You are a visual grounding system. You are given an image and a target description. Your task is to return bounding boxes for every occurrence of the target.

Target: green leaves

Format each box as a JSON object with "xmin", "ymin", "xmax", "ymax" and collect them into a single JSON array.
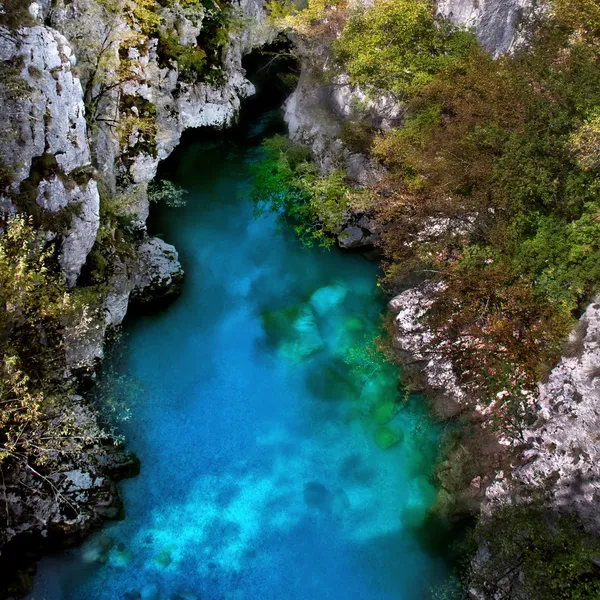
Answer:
[
  {"xmin": 467, "ymin": 504, "xmax": 600, "ymax": 599},
  {"xmin": 334, "ymin": 0, "xmax": 477, "ymax": 97},
  {"xmin": 249, "ymin": 135, "xmax": 353, "ymax": 247}
]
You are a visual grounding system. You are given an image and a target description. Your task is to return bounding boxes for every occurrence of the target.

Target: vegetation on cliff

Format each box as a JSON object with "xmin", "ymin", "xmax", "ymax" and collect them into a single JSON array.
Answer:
[{"xmin": 0, "ymin": 216, "xmax": 105, "ymax": 511}]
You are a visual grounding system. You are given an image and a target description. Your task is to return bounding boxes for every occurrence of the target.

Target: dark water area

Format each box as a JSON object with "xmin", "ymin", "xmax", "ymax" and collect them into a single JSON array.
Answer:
[{"xmin": 30, "ymin": 60, "xmax": 455, "ymax": 600}]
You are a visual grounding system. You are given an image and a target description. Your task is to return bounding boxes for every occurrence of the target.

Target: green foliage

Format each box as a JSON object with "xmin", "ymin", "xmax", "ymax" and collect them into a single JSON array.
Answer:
[
  {"xmin": 148, "ymin": 179, "xmax": 189, "ymax": 208},
  {"xmin": 158, "ymin": 32, "xmax": 208, "ymax": 79},
  {"xmin": 157, "ymin": 0, "xmax": 232, "ymax": 83},
  {"xmin": 467, "ymin": 504, "xmax": 600, "ymax": 599},
  {"xmin": 359, "ymin": 0, "xmax": 600, "ymax": 417},
  {"xmin": 334, "ymin": 0, "xmax": 478, "ymax": 97},
  {"xmin": 0, "ymin": 216, "xmax": 94, "ymax": 470},
  {"xmin": 0, "ymin": 0, "xmax": 36, "ymax": 29},
  {"xmin": 267, "ymin": 0, "xmax": 346, "ymax": 37},
  {"xmin": 250, "ymin": 135, "xmax": 354, "ymax": 247}
]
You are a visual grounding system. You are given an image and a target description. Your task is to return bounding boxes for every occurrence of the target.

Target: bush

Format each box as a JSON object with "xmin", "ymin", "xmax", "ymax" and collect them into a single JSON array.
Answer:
[
  {"xmin": 333, "ymin": 0, "xmax": 477, "ymax": 97},
  {"xmin": 250, "ymin": 135, "xmax": 356, "ymax": 247},
  {"xmin": 466, "ymin": 504, "xmax": 600, "ymax": 599}
]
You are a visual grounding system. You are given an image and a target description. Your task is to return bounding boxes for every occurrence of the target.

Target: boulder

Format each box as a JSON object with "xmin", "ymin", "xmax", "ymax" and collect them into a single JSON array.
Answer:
[{"xmin": 132, "ymin": 237, "xmax": 184, "ymax": 304}]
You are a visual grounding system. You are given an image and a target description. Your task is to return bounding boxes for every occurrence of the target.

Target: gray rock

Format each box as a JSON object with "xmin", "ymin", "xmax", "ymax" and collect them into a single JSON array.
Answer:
[
  {"xmin": 132, "ymin": 237, "xmax": 184, "ymax": 303},
  {"xmin": 485, "ymin": 297, "xmax": 600, "ymax": 533},
  {"xmin": 0, "ymin": 25, "xmax": 100, "ymax": 286},
  {"xmin": 438, "ymin": 0, "xmax": 536, "ymax": 56}
]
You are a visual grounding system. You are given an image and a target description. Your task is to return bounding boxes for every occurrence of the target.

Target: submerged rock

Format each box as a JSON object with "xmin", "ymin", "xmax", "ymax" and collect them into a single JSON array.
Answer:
[
  {"xmin": 306, "ymin": 360, "xmax": 361, "ymax": 402},
  {"xmin": 154, "ymin": 549, "xmax": 172, "ymax": 568},
  {"xmin": 303, "ymin": 481, "xmax": 332, "ymax": 511},
  {"xmin": 263, "ymin": 303, "xmax": 324, "ymax": 360},
  {"xmin": 331, "ymin": 487, "xmax": 351, "ymax": 518},
  {"xmin": 81, "ymin": 535, "xmax": 115, "ymax": 564},
  {"xmin": 309, "ymin": 284, "xmax": 348, "ymax": 316},
  {"xmin": 109, "ymin": 543, "xmax": 133, "ymax": 567},
  {"xmin": 372, "ymin": 401, "xmax": 399, "ymax": 426},
  {"xmin": 373, "ymin": 427, "xmax": 404, "ymax": 450}
]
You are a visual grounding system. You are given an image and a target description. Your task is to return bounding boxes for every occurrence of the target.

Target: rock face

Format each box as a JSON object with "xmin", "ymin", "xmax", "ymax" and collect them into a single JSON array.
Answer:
[
  {"xmin": 284, "ymin": 60, "xmax": 389, "ymax": 186},
  {"xmin": 0, "ymin": 24, "xmax": 100, "ymax": 286},
  {"xmin": 132, "ymin": 238, "xmax": 184, "ymax": 304},
  {"xmin": 437, "ymin": 0, "xmax": 537, "ymax": 55},
  {"xmin": 388, "ymin": 283, "xmax": 468, "ymax": 418},
  {"xmin": 485, "ymin": 299, "xmax": 600, "ymax": 532},
  {"xmin": 0, "ymin": 396, "xmax": 139, "ymax": 596},
  {"xmin": 0, "ymin": 0, "xmax": 273, "ymax": 587}
]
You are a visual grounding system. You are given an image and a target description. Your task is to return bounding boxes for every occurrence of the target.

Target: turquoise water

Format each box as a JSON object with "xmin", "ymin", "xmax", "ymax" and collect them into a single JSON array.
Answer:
[{"xmin": 31, "ymin": 108, "xmax": 449, "ymax": 600}]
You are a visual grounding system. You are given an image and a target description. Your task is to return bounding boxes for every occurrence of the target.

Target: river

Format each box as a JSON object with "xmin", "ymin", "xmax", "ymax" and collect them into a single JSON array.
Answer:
[{"xmin": 30, "ymin": 90, "xmax": 451, "ymax": 600}]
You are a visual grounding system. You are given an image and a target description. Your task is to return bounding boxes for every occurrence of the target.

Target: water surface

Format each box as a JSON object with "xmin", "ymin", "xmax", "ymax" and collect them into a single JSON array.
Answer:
[{"xmin": 32, "ymin": 108, "xmax": 449, "ymax": 600}]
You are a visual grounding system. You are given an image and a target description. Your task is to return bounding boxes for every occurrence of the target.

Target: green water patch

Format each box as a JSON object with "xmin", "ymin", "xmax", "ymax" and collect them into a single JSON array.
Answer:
[
  {"xmin": 260, "ymin": 287, "xmax": 422, "ymax": 456},
  {"xmin": 373, "ymin": 426, "xmax": 403, "ymax": 450}
]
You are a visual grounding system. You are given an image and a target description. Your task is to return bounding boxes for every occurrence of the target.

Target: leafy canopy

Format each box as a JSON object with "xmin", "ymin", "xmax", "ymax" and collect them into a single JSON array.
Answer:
[{"xmin": 334, "ymin": 0, "xmax": 477, "ymax": 97}]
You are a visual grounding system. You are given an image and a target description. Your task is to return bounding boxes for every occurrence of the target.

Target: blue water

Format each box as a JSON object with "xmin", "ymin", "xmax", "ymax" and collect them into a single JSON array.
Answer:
[{"xmin": 31, "ymin": 109, "xmax": 449, "ymax": 600}]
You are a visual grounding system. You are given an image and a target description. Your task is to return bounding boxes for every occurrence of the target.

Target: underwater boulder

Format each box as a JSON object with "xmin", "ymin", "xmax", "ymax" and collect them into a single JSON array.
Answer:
[
  {"xmin": 309, "ymin": 284, "xmax": 348, "ymax": 316},
  {"xmin": 285, "ymin": 305, "xmax": 324, "ymax": 358},
  {"xmin": 306, "ymin": 359, "xmax": 361, "ymax": 402},
  {"xmin": 109, "ymin": 543, "xmax": 133, "ymax": 567},
  {"xmin": 373, "ymin": 427, "xmax": 404, "ymax": 450},
  {"xmin": 371, "ymin": 401, "xmax": 399, "ymax": 426},
  {"xmin": 154, "ymin": 549, "xmax": 172, "ymax": 568},
  {"xmin": 303, "ymin": 481, "xmax": 332, "ymax": 511},
  {"xmin": 343, "ymin": 316, "xmax": 366, "ymax": 333},
  {"xmin": 263, "ymin": 304, "xmax": 324, "ymax": 360},
  {"xmin": 81, "ymin": 535, "xmax": 114, "ymax": 564}
]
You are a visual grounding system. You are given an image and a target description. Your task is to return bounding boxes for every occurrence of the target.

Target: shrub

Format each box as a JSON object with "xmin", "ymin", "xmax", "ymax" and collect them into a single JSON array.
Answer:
[
  {"xmin": 466, "ymin": 504, "xmax": 600, "ymax": 599},
  {"xmin": 250, "ymin": 135, "xmax": 356, "ymax": 247},
  {"xmin": 333, "ymin": 0, "xmax": 477, "ymax": 97}
]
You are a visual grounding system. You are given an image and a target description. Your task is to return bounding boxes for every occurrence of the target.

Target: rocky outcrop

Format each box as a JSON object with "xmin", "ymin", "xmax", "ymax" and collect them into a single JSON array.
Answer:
[
  {"xmin": 132, "ymin": 237, "xmax": 184, "ymax": 304},
  {"xmin": 388, "ymin": 283, "xmax": 468, "ymax": 418},
  {"xmin": 284, "ymin": 60, "xmax": 390, "ymax": 186},
  {"xmin": 485, "ymin": 298, "xmax": 600, "ymax": 532},
  {"xmin": 0, "ymin": 395, "xmax": 139, "ymax": 598},
  {"xmin": 437, "ymin": 0, "xmax": 537, "ymax": 55},
  {"xmin": 0, "ymin": 24, "xmax": 100, "ymax": 287}
]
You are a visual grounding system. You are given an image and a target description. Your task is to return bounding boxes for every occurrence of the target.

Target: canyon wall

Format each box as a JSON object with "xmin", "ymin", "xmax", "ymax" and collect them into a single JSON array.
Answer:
[{"xmin": 0, "ymin": 0, "xmax": 272, "ymax": 588}]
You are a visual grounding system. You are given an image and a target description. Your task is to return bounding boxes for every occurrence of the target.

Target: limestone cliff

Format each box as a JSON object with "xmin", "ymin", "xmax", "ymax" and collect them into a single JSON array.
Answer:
[
  {"xmin": 0, "ymin": 0, "xmax": 272, "ymax": 590},
  {"xmin": 0, "ymin": 23, "xmax": 100, "ymax": 287}
]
